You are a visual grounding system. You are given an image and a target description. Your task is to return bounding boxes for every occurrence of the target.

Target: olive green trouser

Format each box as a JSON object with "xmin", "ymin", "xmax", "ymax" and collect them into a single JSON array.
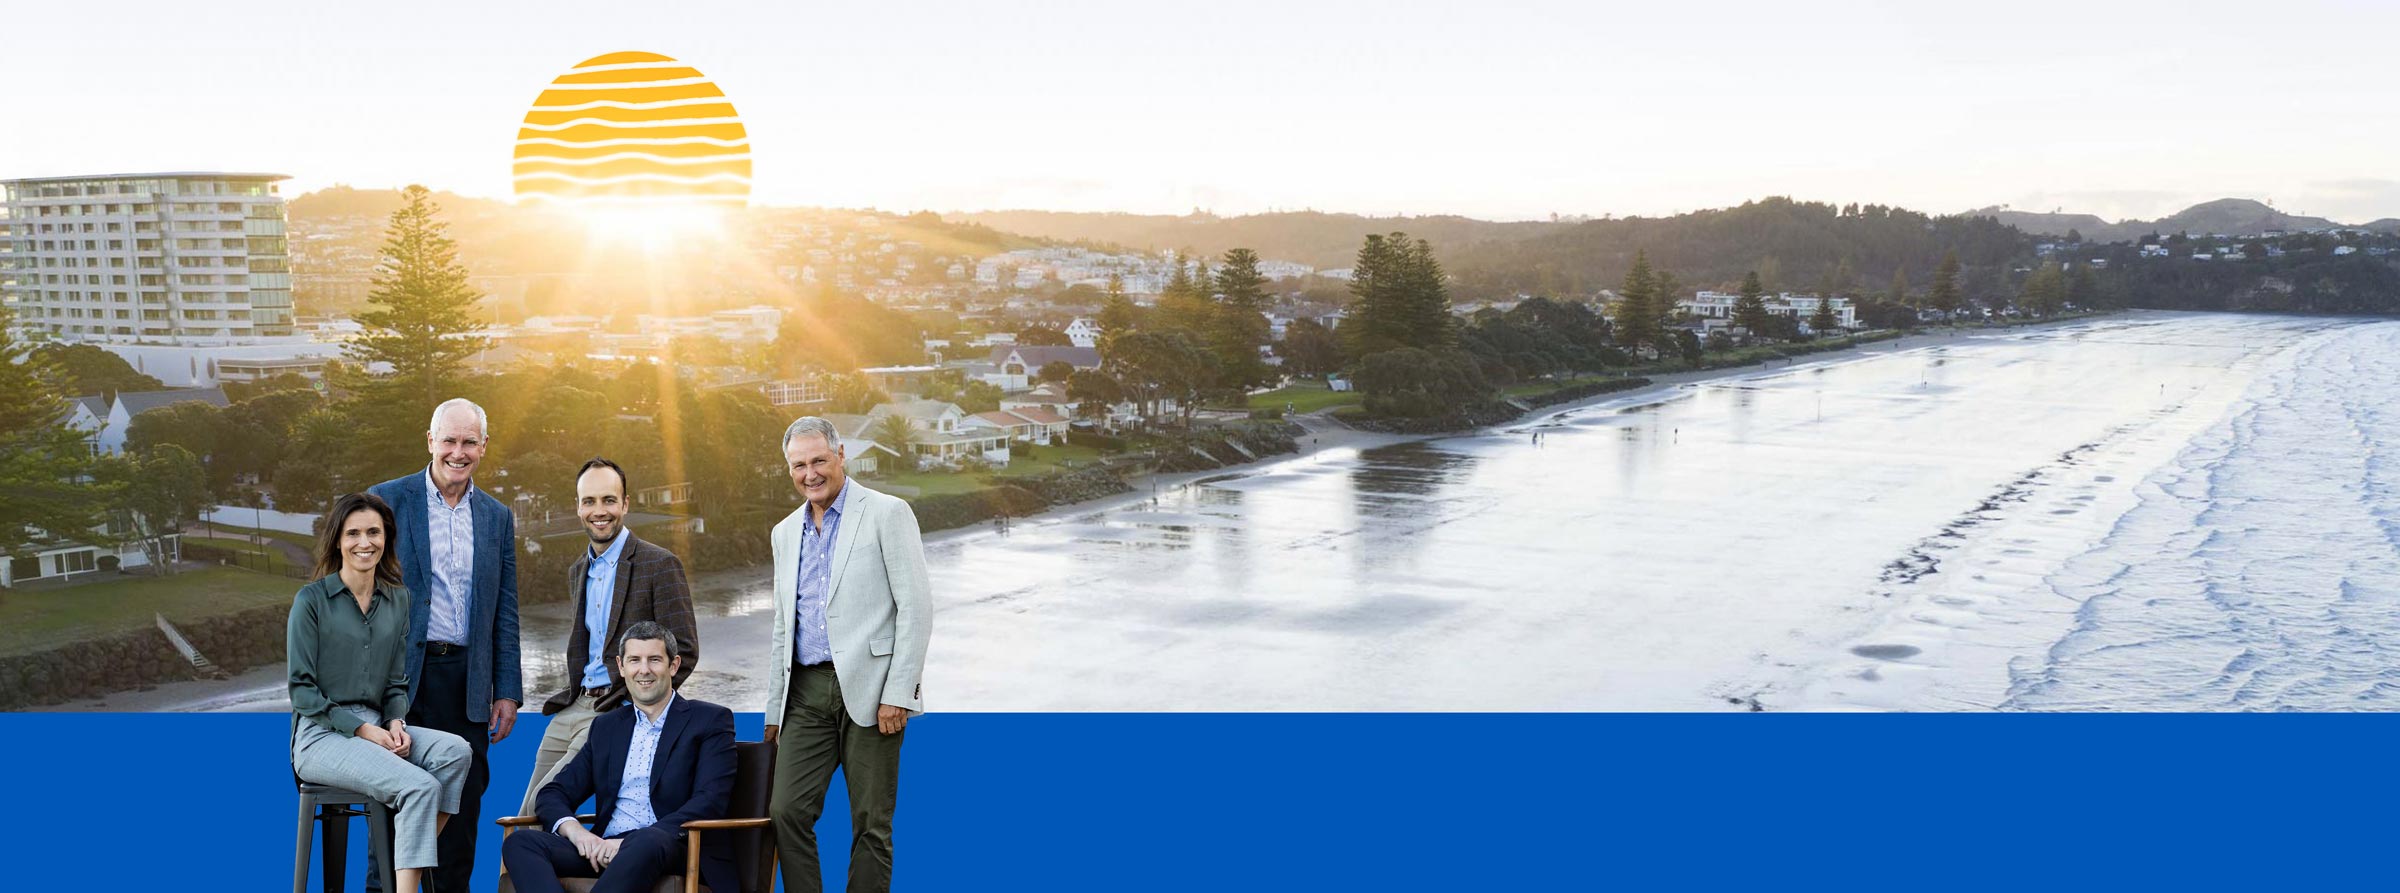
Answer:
[{"xmin": 772, "ymin": 662, "xmax": 904, "ymax": 893}]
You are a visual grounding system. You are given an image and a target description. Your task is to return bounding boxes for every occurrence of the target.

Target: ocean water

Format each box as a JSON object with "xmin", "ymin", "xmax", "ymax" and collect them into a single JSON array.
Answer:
[
  {"xmin": 1994, "ymin": 321, "xmax": 2400, "ymax": 710},
  {"xmin": 913, "ymin": 312, "xmax": 2392, "ymax": 711},
  {"xmin": 1777, "ymin": 315, "xmax": 2400, "ymax": 711}
]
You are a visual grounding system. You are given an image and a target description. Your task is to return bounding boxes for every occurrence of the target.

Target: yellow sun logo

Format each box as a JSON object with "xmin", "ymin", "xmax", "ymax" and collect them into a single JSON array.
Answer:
[{"xmin": 512, "ymin": 51, "xmax": 751, "ymax": 210}]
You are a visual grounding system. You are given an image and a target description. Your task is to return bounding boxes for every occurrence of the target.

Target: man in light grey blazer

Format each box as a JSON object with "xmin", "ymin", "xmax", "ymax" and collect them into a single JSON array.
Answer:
[{"xmin": 764, "ymin": 416, "xmax": 931, "ymax": 893}]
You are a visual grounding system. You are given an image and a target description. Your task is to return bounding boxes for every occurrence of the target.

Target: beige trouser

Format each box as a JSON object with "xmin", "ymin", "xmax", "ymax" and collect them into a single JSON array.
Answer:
[{"xmin": 516, "ymin": 691, "xmax": 605, "ymax": 817}]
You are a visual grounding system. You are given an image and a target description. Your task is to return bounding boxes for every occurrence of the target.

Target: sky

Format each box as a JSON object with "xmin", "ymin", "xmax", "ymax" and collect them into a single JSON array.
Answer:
[{"xmin": 4, "ymin": 0, "xmax": 2396, "ymax": 223}]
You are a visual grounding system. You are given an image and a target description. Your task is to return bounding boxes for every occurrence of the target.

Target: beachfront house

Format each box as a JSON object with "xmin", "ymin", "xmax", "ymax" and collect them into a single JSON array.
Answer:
[
  {"xmin": 980, "ymin": 345, "xmax": 1103, "ymax": 391},
  {"xmin": 963, "ymin": 407, "xmax": 1071, "ymax": 445},
  {"xmin": 77, "ymin": 387, "xmax": 231, "ymax": 457},
  {"xmin": 1001, "ymin": 382, "xmax": 1074, "ymax": 417},
  {"xmin": 1677, "ymin": 292, "xmax": 1858, "ymax": 331},
  {"xmin": 867, "ymin": 399, "xmax": 1012, "ymax": 466},
  {"xmin": 0, "ymin": 514, "xmax": 167, "ymax": 587}
]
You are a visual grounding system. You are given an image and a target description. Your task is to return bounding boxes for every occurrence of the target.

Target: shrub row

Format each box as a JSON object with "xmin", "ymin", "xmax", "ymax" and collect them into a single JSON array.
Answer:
[{"xmin": 1520, "ymin": 376, "xmax": 1654, "ymax": 409}]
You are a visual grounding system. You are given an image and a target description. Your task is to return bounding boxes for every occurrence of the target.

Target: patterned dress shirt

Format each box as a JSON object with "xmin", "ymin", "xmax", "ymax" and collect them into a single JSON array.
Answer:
[
  {"xmin": 422, "ymin": 466, "xmax": 477, "ymax": 646},
  {"xmin": 600, "ymin": 693, "xmax": 675, "ymax": 837},
  {"xmin": 793, "ymin": 481, "xmax": 850, "ymax": 666}
]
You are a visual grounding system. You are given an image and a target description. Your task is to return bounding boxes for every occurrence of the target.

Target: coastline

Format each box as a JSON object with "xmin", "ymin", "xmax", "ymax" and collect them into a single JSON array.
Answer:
[
  {"xmin": 958, "ymin": 316, "xmax": 2113, "ymax": 541},
  {"xmin": 47, "ymin": 314, "xmax": 2114, "ymax": 713}
]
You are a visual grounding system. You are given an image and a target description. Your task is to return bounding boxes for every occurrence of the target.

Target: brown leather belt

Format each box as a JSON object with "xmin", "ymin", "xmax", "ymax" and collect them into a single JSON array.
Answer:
[{"xmin": 581, "ymin": 686, "xmax": 611, "ymax": 700}]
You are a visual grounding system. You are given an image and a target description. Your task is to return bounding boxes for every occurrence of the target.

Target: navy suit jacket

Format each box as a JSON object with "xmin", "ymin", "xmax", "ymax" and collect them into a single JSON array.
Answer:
[
  {"xmin": 537, "ymin": 697, "xmax": 739, "ymax": 893},
  {"xmin": 369, "ymin": 468, "xmax": 523, "ymax": 721}
]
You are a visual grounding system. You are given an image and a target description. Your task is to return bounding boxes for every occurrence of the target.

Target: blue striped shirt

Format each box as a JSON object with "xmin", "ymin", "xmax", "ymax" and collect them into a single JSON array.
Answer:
[
  {"xmin": 794, "ymin": 482, "xmax": 850, "ymax": 666},
  {"xmin": 422, "ymin": 466, "xmax": 476, "ymax": 646}
]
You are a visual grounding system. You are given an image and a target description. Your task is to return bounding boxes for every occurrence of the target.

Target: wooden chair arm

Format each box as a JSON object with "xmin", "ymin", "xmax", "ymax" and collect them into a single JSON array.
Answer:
[
  {"xmin": 676, "ymin": 817, "xmax": 769, "ymax": 893},
  {"xmin": 681, "ymin": 817, "xmax": 772, "ymax": 830},
  {"xmin": 494, "ymin": 813, "xmax": 600, "ymax": 833}
]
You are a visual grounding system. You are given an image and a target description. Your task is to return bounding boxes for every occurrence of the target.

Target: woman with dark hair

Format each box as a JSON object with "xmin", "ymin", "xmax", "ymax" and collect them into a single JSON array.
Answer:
[{"xmin": 288, "ymin": 492, "xmax": 470, "ymax": 893}]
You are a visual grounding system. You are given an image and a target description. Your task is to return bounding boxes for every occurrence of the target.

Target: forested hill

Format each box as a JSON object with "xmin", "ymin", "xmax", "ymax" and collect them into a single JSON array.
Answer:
[
  {"xmin": 1440, "ymin": 198, "xmax": 2028, "ymax": 299},
  {"xmin": 289, "ymin": 185, "xmax": 506, "ymax": 219},
  {"xmin": 960, "ymin": 200, "xmax": 2031, "ymax": 300},
  {"xmin": 952, "ymin": 210, "xmax": 1561, "ymax": 269},
  {"xmin": 1976, "ymin": 198, "xmax": 2345, "ymax": 243}
]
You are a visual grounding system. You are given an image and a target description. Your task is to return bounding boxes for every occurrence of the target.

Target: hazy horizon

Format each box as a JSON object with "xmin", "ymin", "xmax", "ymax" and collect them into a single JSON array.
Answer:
[
  {"xmin": 262, "ymin": 185, "xmax": 2374, "ymax": 228},
  {"xmin": 5, "ymin": 0, "xmax": 2397, "ymax": 223}
]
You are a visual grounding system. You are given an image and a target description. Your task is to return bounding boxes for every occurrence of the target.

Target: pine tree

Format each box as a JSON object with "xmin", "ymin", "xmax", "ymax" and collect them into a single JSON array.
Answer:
[
  {"xmin": 0, "ymin": 307, "xmax": 111, "ymax": 563},
  {"xmin": 1809, "ymin": 294, "xmax": 1839, "ymax": 333},
  {"xmin": 1614, "ymin": 251, "xmax": 1661, "ymax": 356},
  {"xmin": 1928, "ymin": 250, "xmax": 1963, "ymax": 317},
  {"xmin": 1163, "ymin": 256, "xmax": 1193, "ymax": 299},
  {"xmin": 1097, "ymin": 274, "xmax": 1139, "ymax": 354},
  {"xmin": 1156, "ymin": 252, "xmax": 1217, "ymax": 336},
  {"xmin": 348, "ymin": 185, "xmax": 489, "ymax": 405},
  {"xmin": 1650, "ymin": 268, "xmax": 1682, "ymax": 323},
  {"xmin": 2067, "ymin": 265, "xmax": 2099, "ymax": 310},
  {"xmin": 1888, "ymin": 268, "xmax": 1910, "ymax": 307},
  {"xmin": 2019, "ymin": 261, "xmax": 2065, "ymax": 317},
  {"xmin": 1396, "ymin": 236, "xmax": 1456, "ymax": 350},
  {"xmin": 1341, "ymin": 232, "xmax": 1456, "ymax": 358},
  {"xmin": 1733, "ymin": 270, "xmax": 1772, "ymax": 334},
  {"xmin": 1210, "ymin": 248, "xmax": 1274, "ymax": 388},
  {"xmin": 1343, "ymin": 233, "xmax": 1407, "ymax": 358}
]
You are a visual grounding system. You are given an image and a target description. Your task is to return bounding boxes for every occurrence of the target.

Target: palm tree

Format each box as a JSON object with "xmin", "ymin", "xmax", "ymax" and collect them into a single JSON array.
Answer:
[{"xmin": 870, "ymin": 412, "xmax": 918, "ymax": 473}]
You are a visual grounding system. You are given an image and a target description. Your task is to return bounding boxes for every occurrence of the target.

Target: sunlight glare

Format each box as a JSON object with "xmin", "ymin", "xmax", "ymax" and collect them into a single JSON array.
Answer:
[{"xmin": 540, "ymin": 198, "xmax": 733, "ymax": 254}]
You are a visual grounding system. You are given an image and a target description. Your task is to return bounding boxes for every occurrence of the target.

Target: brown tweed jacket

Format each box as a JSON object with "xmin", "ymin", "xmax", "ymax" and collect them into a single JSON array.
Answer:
[{"xmin": 540, "ymin": 531, "xmax": 699, "ymax": 715}]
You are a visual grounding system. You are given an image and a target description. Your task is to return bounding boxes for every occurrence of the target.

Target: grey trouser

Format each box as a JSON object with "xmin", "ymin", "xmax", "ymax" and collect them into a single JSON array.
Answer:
[
  {"xmin": 292, "ymin": 707, "xmax": 472, "ymax": 870},
  {"xmin": 517, "ymin": 692, "xmax": 605, "ymax": 817}
]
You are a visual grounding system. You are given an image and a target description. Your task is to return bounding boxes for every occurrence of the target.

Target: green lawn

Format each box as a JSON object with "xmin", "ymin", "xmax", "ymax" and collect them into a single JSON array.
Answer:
[
  {"xmin": 186, "ymin": 535, "xmax": 309, "ymax": 575},
  {"xmin": 862, "ymin": 442, "xmax": 1118, "ymax": 499},
  {"xmin": 0, "ymin": 565, "xmax": 301, "ymax": 656},
  {"xmin": 1244, "ymin": 381, "xmax": 1362, "ymax": 414},
  {"xmin": 993, "ymin": 443, "xmax": 1110, "ymax": 477},
  {"xmin": 198, "ymin": 520, "xmax": 317, "ymax": 553},
  {"xmin": 860, "ymin": 469, "xmax": 992, "ymax": 498}
]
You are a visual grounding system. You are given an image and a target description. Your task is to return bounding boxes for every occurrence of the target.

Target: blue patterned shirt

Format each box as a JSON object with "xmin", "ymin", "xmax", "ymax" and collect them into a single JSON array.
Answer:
[
  {"xmin": 580, "ymin": 531, "xmax": 629, "ymax": 688},
  {"xmin": 422, "ymin": 466, "xmax": 477, "ymax": 646},
  {"xmin": 794, "ymin": 481, "xmax": 850, "ymax": 666},
  {"xmin": 601, "ymin": 693, "xmax": 675, "ymax": 837}
]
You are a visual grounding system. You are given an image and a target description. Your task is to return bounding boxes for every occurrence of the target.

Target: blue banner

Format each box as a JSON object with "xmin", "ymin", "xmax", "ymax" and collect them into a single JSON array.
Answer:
[{"xmin": 13, "ymin": 712, "xmax": 2387, "ymax": 890}]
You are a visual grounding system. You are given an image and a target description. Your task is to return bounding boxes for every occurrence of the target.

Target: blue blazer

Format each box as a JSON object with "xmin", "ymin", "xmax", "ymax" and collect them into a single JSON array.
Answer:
[
  {"xmin": 537, "ymin": 697, "xmax": 739, "ymax": 893},
  {"xmin": 369, "ymin": 468, "xmax": 522, "ymax": 721}
]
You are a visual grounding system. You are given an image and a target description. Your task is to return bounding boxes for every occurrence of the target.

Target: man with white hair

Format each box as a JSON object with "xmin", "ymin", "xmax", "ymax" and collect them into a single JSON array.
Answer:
[
  {"xmin": 765, "ymin": 415, "xmax": 932, "ymax": 893},
  {"xmin": 369, "ymin": 396, "xmax": 523, "ymax": 892}
]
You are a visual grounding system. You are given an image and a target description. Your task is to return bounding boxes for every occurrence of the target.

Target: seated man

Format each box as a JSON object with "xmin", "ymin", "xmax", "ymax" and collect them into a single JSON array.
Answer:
[{"xmin": 503, "ymin": 622, "xmax": 737, "ymax": 893}]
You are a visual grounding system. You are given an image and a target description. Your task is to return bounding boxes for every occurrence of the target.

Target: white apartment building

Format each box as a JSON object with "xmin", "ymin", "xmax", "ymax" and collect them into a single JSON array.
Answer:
[
  {"xmin": 1, "ymin": 172, "xmax": 296, "ymax": 341},
  {"xmin": 1679, "ymin": 291, "xmax": 1858, "ymax": 329}
]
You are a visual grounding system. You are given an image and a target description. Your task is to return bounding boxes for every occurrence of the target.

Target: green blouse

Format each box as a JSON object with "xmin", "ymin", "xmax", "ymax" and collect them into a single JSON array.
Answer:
[{"xmin": 286, "ymin": 574, "xmax": 413, "ymax": 736}]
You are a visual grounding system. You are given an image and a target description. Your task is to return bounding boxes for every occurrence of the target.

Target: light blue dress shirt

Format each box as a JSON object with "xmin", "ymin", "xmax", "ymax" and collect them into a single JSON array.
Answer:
[
  {"xmin": 422, "ymin": 466, "xmax": 477, "ymax": 646},
  {"xmin": 601, "ymin": 693, "xmax": 674, "ymax": 837},
  {"xmin": 793, "ymin": 481, "xmax": 850, "ymax": 666},
  {"xmin": 580, "ymin": 531, "xmax": 630, "ymax": 688}
]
